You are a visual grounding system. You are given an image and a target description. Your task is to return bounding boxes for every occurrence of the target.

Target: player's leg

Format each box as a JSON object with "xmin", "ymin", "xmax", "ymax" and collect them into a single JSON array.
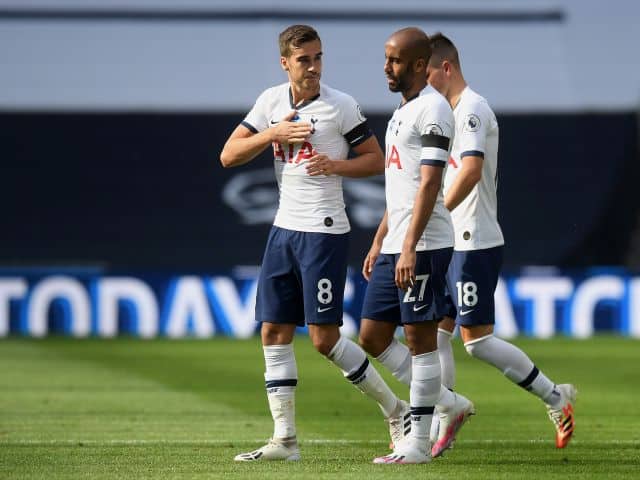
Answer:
[
  {"xmin": 461, "ymin": 325, "xmax": 576, "ymax": 447},
  {"xmin": 309, "ymin": 323, "xmax": 403, "ymax": 419},
  {"xmin": 235, "ymin": 227, "xmax": 303, "ymax": 462},
  {"xmin": 437, "ymin": 319, "xmax": 457, "ymax": 390},
  {"xmin": 236, "ymin": 328, "xmax": 301, "ymax": 462},
  {"xmin": 360, "ymin": 254, "xmax": 411, "ymax": 385},
  {"xmin": 374, "ymin": 248, "xmax": 473, "ymax": 464},
  {"xmin": 360, "ymin": 256, "xmax": 457, "ymax": 390},
  {"xmin": 300, "ymin": 234, "xmax": 405, "ymax": 441},
  {"xmin": 375, "ymin": 321, "xmax": 441, "ymax": 464},
  {"xmin": 454, "ymin": 246, "xmax": 576, "ymax": 448},
  {"xmin": 359, "ymin": 254, "xmax": 412, "ymax": 446},
  {"xmin": 412, "ymin": 249, "xmax": 474, "ymax": 460},
  {"xmin": 359, "ymin": 256, "xmax": 412, "ymax": 386},
  {"xmin": 429, "ymin": 273, "xmax": 461, "ymax": 444},
  {"xmin": 359, "ymin": 319, "xmax": 410, "ymax": 384}
]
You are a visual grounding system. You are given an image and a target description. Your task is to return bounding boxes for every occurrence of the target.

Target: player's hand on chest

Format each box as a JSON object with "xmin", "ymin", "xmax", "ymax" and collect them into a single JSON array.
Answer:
[{"xmin": 271, "ymin": 110, "xmax": 338, "ymax": 165}]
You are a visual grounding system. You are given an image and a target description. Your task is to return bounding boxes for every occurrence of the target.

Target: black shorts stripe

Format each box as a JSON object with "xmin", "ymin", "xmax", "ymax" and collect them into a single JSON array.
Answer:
[
  {"xmin": 344, "ymin": 121, "xmax": 373, "ymax": 147},
  {"xmin": 421, "ymin": 133, "xmax": 450, "ymax": 150},
  {"xmin": 518, "ymin": 365, "xmax": 540, "ymax": 389},
  {"xmin": 241, "ymin": 121, "xmax": 258, "ymax": 134},
  {"xmin": 265, "ymin": 379, "xmax": 298, "ymax": 389},
  {"xmin": 460, "ymin": 150, "xmax": 485, "ymax": 158},
  {"xmin": 346, "ymin": 358, "xmax": 370, "ymax": 382}
]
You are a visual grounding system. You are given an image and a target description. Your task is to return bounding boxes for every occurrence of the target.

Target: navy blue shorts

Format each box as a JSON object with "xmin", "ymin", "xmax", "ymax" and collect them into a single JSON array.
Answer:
[
  {"xmin": 445, "ymin": 245, "xmax": 503, "ymax": 326},
  {"xmin": 443, "ymin": 291, "xmax": 458, "ymax": 320},
  {"xmin": 361, "ymin": 247, "xmax": 453, "ymax": 324},
  {"xmin": 255, "ymin": 226, "xmax": 348, "ymax": 326}
]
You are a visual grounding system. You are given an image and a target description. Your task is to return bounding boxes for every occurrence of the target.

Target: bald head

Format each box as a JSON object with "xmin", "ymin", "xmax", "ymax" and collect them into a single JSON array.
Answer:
[
  {"xmin": 386, "ymin": 27, "xmax": 432, "ymax": 64},
  {"xmin": 384, "ymin": 27, "xmax": 431, "ymax": 96}
]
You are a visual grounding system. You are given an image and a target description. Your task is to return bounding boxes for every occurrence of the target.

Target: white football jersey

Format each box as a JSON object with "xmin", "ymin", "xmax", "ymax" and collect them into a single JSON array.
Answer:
[
  {"xmin": 242, "ymin": 82, "xmax": 372, "ymax": 234},
  {"xmin": 444, "ymin": 87, "xmax": 504, "ymax": 250},
  {"xmin": 381, "ymin": 85, "xmax": 455, "ymax": 254}
]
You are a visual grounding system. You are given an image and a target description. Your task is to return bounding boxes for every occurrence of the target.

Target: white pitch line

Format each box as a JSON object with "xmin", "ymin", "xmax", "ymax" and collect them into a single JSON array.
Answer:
[{"xmin": 1, "ymin": 439, "xmax": 638, "ymax": 446}]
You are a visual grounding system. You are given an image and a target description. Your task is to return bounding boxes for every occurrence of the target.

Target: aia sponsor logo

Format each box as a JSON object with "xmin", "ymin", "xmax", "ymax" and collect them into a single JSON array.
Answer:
[
  {"xmin": 273, "ymin": 141, "xmax": 314, "ymax": 163},
  {"xmin": 386, "ymin": 144, "xmax": 402, "ymax": 169}
]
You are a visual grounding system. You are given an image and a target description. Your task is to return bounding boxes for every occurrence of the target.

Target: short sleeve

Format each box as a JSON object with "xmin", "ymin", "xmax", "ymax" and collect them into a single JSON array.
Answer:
[
  {"xmin": 417, "ymin": 99, "xmax": 454, "ymax": 167},
  {"xmin": 456, "ymin": 103, "xmax": 491, "ymax": 159},
  {"xmin": 241, "ymin": 89, "xmax": 270, "ymax": 133},
  {"xmin": 339, "ymin": 94, "xmax": 373, "ymax": 148}
]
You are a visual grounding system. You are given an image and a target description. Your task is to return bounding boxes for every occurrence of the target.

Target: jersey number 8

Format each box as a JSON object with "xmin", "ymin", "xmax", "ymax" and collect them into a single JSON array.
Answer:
[
  {"xmin": 317, "ymin": 278, "xmax": 333, "ymax": 305},
  {"xmin": 456, "ymin": 281, "xmax": 479, "ymax": 307}
]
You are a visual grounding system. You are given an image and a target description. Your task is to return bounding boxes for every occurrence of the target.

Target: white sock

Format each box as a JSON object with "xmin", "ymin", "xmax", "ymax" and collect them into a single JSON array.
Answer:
[
  {"xmin": 437, "ymin": 328, "xmax": 456, "ymax": 389},
  {"xmin": 530, "ymin": 369, "xmax": 562, "ymax": 408},
  {"xmin": 264, "ymin": 344, "xmax": 297, "ymax": 440},
  {"xmin": 464, "ymin": 334, "xmax": 559, "ymax": 406},
  {"xmin": 328, "ymin": 336, "xmax": 399, "ymax": 418},
  {"xmin": 376, "ymin": 338, "xmax": 412, "ymax": 386},
  {"xmin": 436, "ymin": 384, "xmax": 456, "ymax": 412},
  {"xmin": 410, "ymin": 351, "xmax": 441, "ymax": 446}
]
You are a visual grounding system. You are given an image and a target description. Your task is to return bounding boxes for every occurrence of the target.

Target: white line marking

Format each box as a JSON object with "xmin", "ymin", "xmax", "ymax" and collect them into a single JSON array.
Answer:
[{"xmin": 1, "ymin": 439, "xmax": 637, "ymax": 446}]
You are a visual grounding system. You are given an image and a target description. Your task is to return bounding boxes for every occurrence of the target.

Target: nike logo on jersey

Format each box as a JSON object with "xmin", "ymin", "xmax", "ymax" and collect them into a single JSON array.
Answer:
[
  {"xmin": 413, "ymin": 304, "xmax": 429, "ymax": 312},
  {"xmin": 317, "ymin": 306, "xmax": 334, "ymax": 313},
  {"xmin": 270, "ymin": 120, "xmax": 279, "ymax": 124},
  {"xmin": 460, "ymin": 309, "xmax": 475, "ymax": 316}
]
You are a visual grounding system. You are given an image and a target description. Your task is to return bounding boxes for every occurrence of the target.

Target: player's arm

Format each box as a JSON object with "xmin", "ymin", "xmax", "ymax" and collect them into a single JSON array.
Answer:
[
  {"xmin": 307, "ymin": 97, "xmax": 384, "ymax": 177},
  {"xmin": 444, "ymin": 154, "xmax": 483, "ymax": 211},
  {"xmin": 219, "ymin": 124, "xmax": 275, "ymax": 168},
  {"xmin": 395, "ymin": 164, "xmax": 444, "ymax": 290},
  {"xmin": 306, "ymin": 136, "xmax": 384, "ymax": 177},
  {"xmin": 362, "ymin": 210, "xmax": 388, "ymax": 280},
  {"xmin": 445, "ymin": 107, "xmax": 489, "ymax": 210},
  {"xmin": 337, "ymin": 135, "xmax": 386, "ymax": 177},
  {"xmin": 220, "ymin": 110, "xmax": 311, "ymax": 168}
]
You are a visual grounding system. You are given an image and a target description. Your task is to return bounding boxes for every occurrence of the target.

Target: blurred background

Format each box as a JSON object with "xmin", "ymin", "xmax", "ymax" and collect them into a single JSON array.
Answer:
[{"xmin": 1, "ymin": 0, "xmax": 639, "ymax": 339}]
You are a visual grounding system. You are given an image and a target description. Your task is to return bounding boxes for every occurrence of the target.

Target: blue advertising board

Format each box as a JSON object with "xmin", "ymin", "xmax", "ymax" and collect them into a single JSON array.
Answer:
[{"xmin": 1, "ymin": 267, "xmax": 638, "ymax": 339}]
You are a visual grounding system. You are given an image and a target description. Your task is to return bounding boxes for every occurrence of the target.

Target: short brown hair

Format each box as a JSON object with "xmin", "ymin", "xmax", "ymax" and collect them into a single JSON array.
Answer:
[
  {"xmin": 429, "ymin": 32, "xmax": 460, "ymax": 67},
  {"xmin": 278, "ymin": 25, "xmax": 321, "ymax": 57}
]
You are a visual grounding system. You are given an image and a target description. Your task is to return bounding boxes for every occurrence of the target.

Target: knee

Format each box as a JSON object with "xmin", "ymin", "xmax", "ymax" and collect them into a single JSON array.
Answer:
[
  {"xmin": 464, "ymin": 334, "xmax": 492, "ymax": 358},
  {"xmin": 358, "ymin": 332, "xmax": 385, "ymax": 357},
  {"xmin": 404, "ymin": 328, "xmax": 437, "ymax": 355},
  {"xmin": 261, "ymin": 323, "xmax": 294, "ymax": 346},
  {"xmin": 261, "ymin": 326, "xmax": 280, "ymax": 345},
  {"xmin": 309, "ymin": 325, "xmax": 341, "ymax": 356},
  {"xmin": 312, "ymin": 336, "xmax": 336, "ymax": 356}
]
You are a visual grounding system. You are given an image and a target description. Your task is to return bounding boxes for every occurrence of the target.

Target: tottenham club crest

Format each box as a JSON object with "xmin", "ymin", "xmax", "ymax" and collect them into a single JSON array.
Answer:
[
  {"xmin": 464, "ymin": 114, "xmax": 481, "ymax": 132},
  {"xmin": 388, "ymin": 118, "xmax": 403, "ymax": 136},
  {"xmin": 310, "ymin": 116, "xmax": 318, "ymax": 134}
]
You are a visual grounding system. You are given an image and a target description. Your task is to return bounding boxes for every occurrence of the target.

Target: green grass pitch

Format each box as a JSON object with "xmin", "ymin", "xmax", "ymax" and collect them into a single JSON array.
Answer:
[{"xmin": 1, "ymin": 336, "xmax": 639, "ymax": 479}]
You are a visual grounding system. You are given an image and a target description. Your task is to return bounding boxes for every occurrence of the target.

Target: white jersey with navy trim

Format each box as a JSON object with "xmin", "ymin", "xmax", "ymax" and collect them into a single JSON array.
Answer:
[
  {"xmin": 242, "ymin": 82, "xmax": 372, "ymax": 234},
  {"xmin": 381, "ymin": 85, "xmax": 455, "ymax": 254},
  {"xmin": 444, "ymin": 86, "xmax": 504, "ymax": 250}
]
